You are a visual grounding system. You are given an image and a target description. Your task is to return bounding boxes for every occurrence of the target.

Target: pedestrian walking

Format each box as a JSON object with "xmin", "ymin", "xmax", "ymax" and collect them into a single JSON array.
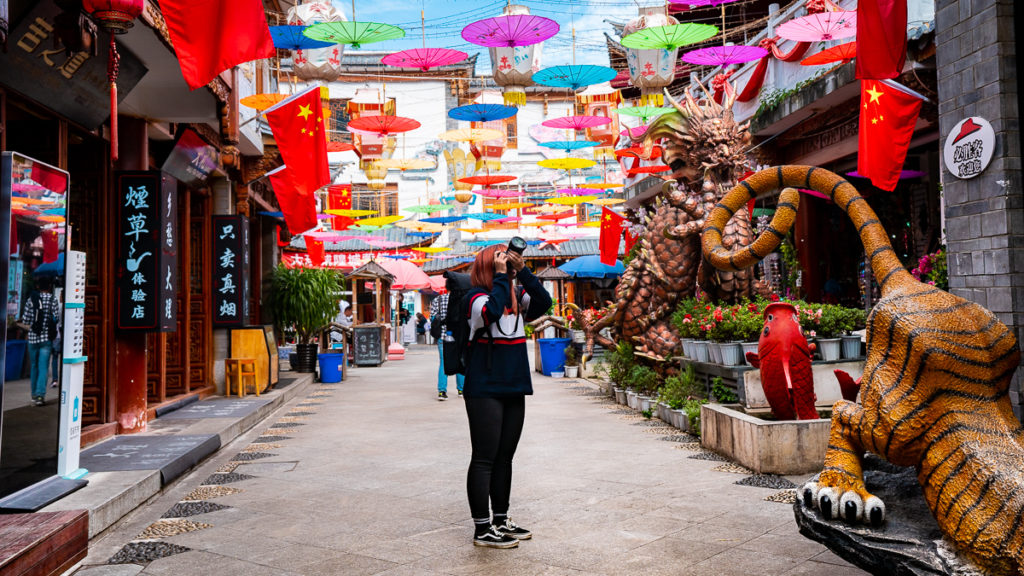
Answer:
[
  {"xmin": 462, "ymin": 244, "xmax": 551, "ymax": 548},
  {"xmin": 429, "ymin": 292, "xmax": 463, "ymax": 400},
  {"xmin": 19, "ymin": 279, "xmax": 60, "ymax": 406}
]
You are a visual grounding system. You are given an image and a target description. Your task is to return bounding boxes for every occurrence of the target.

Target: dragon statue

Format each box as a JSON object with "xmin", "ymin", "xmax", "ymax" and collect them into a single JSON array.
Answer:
[
  {"xmin": 703, "ymin": 166, "xmax": 1024, "ymax": 576},
  {"xmin": 597, "ymin": 83, "xmax": 759, "ymax": 361}
]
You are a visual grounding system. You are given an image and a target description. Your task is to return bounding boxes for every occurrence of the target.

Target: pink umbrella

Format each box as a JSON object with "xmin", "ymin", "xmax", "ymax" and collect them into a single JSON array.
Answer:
[
  {"xmin": 542, "ymin": 116, "xmax": 613, "ymax": 131},
  {"xmin": 461, "ymin": 14, "xmax": 559, "ymax": 48},
  {"xmin": 426, "ymin": 275, "xmax": 447, "ymax": 294},
  {"xmin": 556, "ymin": 188, "xmax": 597, "ymax": 196},
  {"xmin": 304, "ymin": 231, "xmax": 348, "ymax": 241},
  {"xmin": 475, "ymin": 188, "xmax": 523, "ymax": 198},
  {"xmin": 378, "ymin": 258, "xmax": 432, "ymax": 290},
  {"xmin": 682, "ymin": 45, "xmax": 769, "ymax": 66},
  {"xmin": 12, "ymin": 183, "xmax": 48, "ymax": 193},
  {"xmin": 671, "ymin": 0, "xmax": 741, "ymax": 6},
  {"xmin": 381, "ymin": 48, "xmax": 468, "ymax": 71},
  {"xmin": 365, "ymin": 239, "xmax": 403, "ymax": 248},
  {"xmin": 338, "ymin": 235, "xmax": 386, "ymax": 242},
  {"xmin": 777, "ymin": 11, "xmax": 857, "ymax": 42},
  {"xmin": 495, "ymin": 216, "xmax": 522, "ymax": 224}
]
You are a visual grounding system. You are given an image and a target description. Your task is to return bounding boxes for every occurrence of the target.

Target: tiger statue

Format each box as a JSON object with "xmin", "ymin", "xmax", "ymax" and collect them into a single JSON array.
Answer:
[{"xmin": 701, "ymin": 165, "xmax": 1024, "ymax": 576}]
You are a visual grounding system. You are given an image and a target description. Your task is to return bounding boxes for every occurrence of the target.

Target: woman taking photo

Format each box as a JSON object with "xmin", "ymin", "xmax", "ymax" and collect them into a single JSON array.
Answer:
[{"xmin": 463, "ymin": 244, "xmax": 551, "ymax": 548}]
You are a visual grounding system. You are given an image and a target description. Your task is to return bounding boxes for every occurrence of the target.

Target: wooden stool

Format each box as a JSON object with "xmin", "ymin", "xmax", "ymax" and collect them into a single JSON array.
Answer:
[{"xmin": 225, "ymin": 358, "xmax": 258, "ymax": 397}]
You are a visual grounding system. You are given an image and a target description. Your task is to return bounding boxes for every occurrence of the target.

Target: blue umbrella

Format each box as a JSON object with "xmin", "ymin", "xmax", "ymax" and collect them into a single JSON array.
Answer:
[
  {"xmin": 557, "ymin": 255, "xmax": 624, "ymax": 279},
  {"xmin": 407, "ymin": 231, "xmax": 437, "ymax": 237},
  {"xmin": 455, "ymin": 257, "xmax": 477, "ymax": 263},
  {"xmin": 532, "ymin": 65, "xmax": 617, "ymax": 90},
  {"xmin": 420, "ymin": 216, "xmax": 465, "ymax": 224},
  {"xmin": 384, "ymin": 254, "xmax": 413, "ymax": 259},
  {"xmin": 258, "ymin": 211, "xmax": 284, "ymax": 218},
  {"xmin": 463, "ymin": 212, "xmax": 505, "ymax": 221},
  {"xmin": 467, "ymin": 240, "xmax": 504, "ymax": 247},
  {"xmin": 33, "ymin": 253, "xmax": 65, "ymax": 277},
  {"xmin": 269, "ymin": 25, "xmax": 335, "ymax": 50},
  {"xmin": 448, "ymin": 103, "xmax": 517, "ymax": 123},
  {"xmin": 538, "ymin": 140, "xmax": 600, "ymax": 152}
]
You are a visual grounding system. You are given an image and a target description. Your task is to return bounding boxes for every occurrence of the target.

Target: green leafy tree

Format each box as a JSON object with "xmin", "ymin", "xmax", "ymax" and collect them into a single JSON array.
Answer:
[{"xmin": 270, "ymin": 265, "xmax": 345, "ymax": 345}]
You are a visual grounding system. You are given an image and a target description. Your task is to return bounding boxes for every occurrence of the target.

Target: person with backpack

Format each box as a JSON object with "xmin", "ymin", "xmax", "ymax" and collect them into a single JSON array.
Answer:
[
  {"xmin": 429, "ymin": 292, "xmax": 463, "ymax": 400},
  {"xmin": 19, "ymin": 278, "xmax": 60, "ymax": 407},
  {"xmin": 460, "ymin": 244, "xmax": 551, "ymax": 548}
]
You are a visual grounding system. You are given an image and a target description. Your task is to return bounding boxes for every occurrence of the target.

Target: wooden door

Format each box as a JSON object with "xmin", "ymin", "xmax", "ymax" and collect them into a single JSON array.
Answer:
[{"xmin": 188, "ymin": 193, "xmax": 212, "ymax": 392}]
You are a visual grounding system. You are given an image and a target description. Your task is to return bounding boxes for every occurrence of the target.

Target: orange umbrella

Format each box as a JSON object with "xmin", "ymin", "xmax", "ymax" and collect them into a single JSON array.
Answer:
[{"xmin": 800, "ymin": 41, "xmax": 857, "ymax": 66}]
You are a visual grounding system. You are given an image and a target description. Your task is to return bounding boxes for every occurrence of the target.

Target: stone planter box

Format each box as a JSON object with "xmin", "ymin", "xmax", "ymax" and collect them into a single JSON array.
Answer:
[
  {"xmin": 670, "ymin": 409, "xmax": 691, "ymax": 432},
  {"xmin": 700, "ymin": 403, "xmax": 830, "ymax": 475},
  {"xmin": 614, "ymin": 387, "xmax": 626, "ymax": 405},
  {"xmin": 626, "ymin": 391, "xmax": 638, "ymax": 409},
  {"xmin": 657, "ymin": 402, "xmax": 671, "ymax": 423},
  {"xmin": 637, "ymin": 395, "xmax": 653, "ymax": 413}
]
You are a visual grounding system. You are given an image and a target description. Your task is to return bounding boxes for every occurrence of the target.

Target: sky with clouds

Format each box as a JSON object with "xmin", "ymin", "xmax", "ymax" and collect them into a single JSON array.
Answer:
[{"xmin": 328, "ymin": 0, "xmax": 660, "ymax": 71}]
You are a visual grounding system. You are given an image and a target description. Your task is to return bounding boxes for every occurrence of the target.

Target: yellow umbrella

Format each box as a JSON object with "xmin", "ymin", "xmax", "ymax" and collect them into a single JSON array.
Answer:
[
  {"xmin": 439, "ymin": 128, "xmax": 504, "ymax": 142},
  {"xmin": 376, "ymin": 158, "xmax": 433, "ymax": 171},
  {"xmin": 579, "ymin": 221, "xmax": 602, "ymax": 227},
  {"xmin": 488, "ymin": 202, "xmax": 534, "ymax": 210},
  {"xmin": 458, "ymin": 227, "xmax": 486, "ymax": 234},
  {"xmin": 409, "ymin": 258, "xmax": 431, "ymax": 264},
  {"xmin": 548, "ymin": 196, "xmax": 597, "ymax": 205},
  {"xmin": 353, "ymin": 215, "xmax": 404, "ymax": 227},
  {"xmin": 396, "ymin": 221, "xmax": 445, "ymax": 232},
  {"xmin": 519, "ymin": 221, "xmax": 552, "ymax": 227},
  {"xmin": 325, "ymin": 208, "xmax": 378, "ymax": 217},
  {"xmin": 538, "ymin": 158, "xmax": 596, "ymax": 170},
  {"xmin": 577, "ymin": 182, "xmax": 624, "ymax": 190},
  {"xmin": 413, "ymin": 247, "xmax": 451, "ymax": 253},
  {"xmin": 588, "ymin": 198, "xmax": 626, "ymax": 206},
  {"xmin": 533, "ymin": 204, "xmax": 566, "ymax": 214}
]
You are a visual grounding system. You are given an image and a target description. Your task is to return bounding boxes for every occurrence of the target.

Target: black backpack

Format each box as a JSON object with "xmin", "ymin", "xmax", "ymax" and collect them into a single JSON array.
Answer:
[
  {"xmin": 441, "ymin": 271, "xmax": 480, "ymax": 376},
  {"xmin": 31, "ymin": 293, "xmax": 58, "ymax": 341}
]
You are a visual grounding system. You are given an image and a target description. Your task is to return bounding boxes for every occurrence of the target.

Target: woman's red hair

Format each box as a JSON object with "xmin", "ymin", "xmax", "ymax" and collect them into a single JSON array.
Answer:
[{"xmin": 470, "ymin": 244, "xmax": 518, "ymax": 313}]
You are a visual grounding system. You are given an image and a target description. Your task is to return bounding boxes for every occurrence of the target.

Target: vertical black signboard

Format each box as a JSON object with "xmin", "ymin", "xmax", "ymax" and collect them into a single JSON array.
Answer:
[
  {"xmin": 116, "ymin": 171, "xmax": 178, "ymax": 331},
  {"xmin": 212, "ymin": 215, "xmax": 250, "ymax": 328}
]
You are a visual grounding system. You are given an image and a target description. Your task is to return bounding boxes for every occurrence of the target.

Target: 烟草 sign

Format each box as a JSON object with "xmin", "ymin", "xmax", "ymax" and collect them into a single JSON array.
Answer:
[
  {"xmin": 943, "ymin": 117, "xmax": 995, "ymax": 180},
  {"xmin": 116, "ymin": 172, "xmax": 178, "ymax": 331},
  {"xmin": 212, "ymin": 215, "xmax": 250, "ymax": 328}
]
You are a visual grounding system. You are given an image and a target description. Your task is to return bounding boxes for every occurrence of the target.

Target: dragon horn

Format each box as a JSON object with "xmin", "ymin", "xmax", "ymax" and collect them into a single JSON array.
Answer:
[
  {"xmin": 665, "ymin": 88, "xmax": 687, "ymax": 115},
  {"xmin": 693, "ymin": 77, "xmax": 721, "ymax": 114},
  {"xmin": 723, "ymin": 79, "xmax": 738, "ymax": 110}
]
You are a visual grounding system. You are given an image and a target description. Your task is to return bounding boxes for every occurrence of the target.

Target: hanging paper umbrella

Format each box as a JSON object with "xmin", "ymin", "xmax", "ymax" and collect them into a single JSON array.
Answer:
[
  {"xmin": 626, "ymin": 164, "xmax": 672, "ymax": 176},
  {"xmin": 303, "ymin": 21, "xmax": 406, "ymax": 49},
  {"xmin": 461, "ymin": 14, "xmax": 559, "ymax": 48},
  {"xmin": 846, "ymin": 169, "xmax": 926, "ymax": 180},
  {"xmin": 269, "ymin": 25, "xmax": 335, "ymax": 50},
  {"xmin": 468, "ymin": 240, "xmax": 506, "ymax": 247},
  {"xmin": 578, "ymin": 182, "xmax": 624, "ymax": 190},
  {"xmin": 578, "ymin": 220, "xmax": 603, "ymax": 228},
  {"xmin": 532, "ymin": 65, "xmax": 618, "ymax": 91},
  {"xmin": 801, "ymin": 41, "xmax": 857, "ymax": 66},
  {"xmin": 547, "ymin": 196, "xmax": 597, "ymax": 205},
  {"xmin": 538, "ymin": 141, "xmax": 600, "ymax": 152},
  {"xmin": 325, "ymin": 208, "xmax": 377, "ymax": 217},
  {"xmin": 376, "ymin": 158, "xmax": 433, "ymax": 171},
  {"xmin": 542, "ymin": 116, "xmax": 612, "ymax": 131},
  {"xmin": 413, "ymin": 246, "xmax": 452, "ymax": 254},
  {"xmin": 587, "ymin": 198, "xmax": 626, "ymax": 206},
  {"xmin": 381, "ymin": 47, "xmax": 467, "ymax": 71},
  {"xmin": 340, "ymin": 234, "xmax": 386, "ymax": 241},
  {"xmin": 419, "ymin": 216, "xmax": 465, "ymax": 224},
  {"xmin": 777, "ymin": 11, "xmax": 857, "ymax": 42},
  {"xmin": 258, "ymin": 210, "xmax": 284, "ymax": 218},
  {"xmin": 682, "ymin": 45, "xmax": 769, "ymax": 67},
  {"xmin": 404, "ymin": 204, "xmax": 455, "ymax": 213},
  {"xmin": 556, "ymin": 187, "xmax": 599, "ymax": 196},
  {"xmin": 384, "ymin": 254, "xmax": 413, "ymax": 259},
  {"xmin": 537, "ymin": 210, "xmax": 576, "ymax": 220},
  {"xmin": 326, "ymin": 142, "xmax": 356, "ymax": 152},
  {"xmin": 532, "ymin": 204, "xmax": 567, "ymax": 214},
  {"xmin": 353, "ymin": 215, "xmax": 405, "ymax": 227},
  {"xmin": 240, "ymin": 93, "xmax": 288, "ymax": 111},
  {"xmin": 448, "ymin": 103, "xmax": 518, "ymax": 123},
  {"xmin": 488, "ymin": 202, "xmax": 534, "ymax": 210},
  {"xmin": 12, "ymin": 183, "xmax": 48, "ymax": 193},
  {"xmin": 38, "ymin": 215, "xmax": 65, "ymax": 223},
  {"xmin": 408, "ymin": 231, "xmax": 438, "ymax": 238},
  {"xmin": 673, "ymin": 0, "xmax": 741, "ymax": 5},
  {"xmin": 460, "ymin": 174, "xmax": 517, "ymax": 186},
  {"xmin": 616, "ymin": 146, "xmax": 663, "ymax": 159},
  {"xmin": 365, "ymin": 239, "xmax": 403, "ymax": 248},
  {"xmin": 11, "ymin": 196, "xmax": 51, "ymax": 205},
  {"xmin": 458, "ymin": 227, "xmax": 486, "ymax": 234},
  {"xmin": 538, "ymin": 158, "xmax": 597, "ymax": 170},
  {"xmin": 616, "ymin": 106, "xmax": 674, "ymax": 123},
  {"xmin": 473, "ymin": 189, "xmax": 522, "ymax": 199},
  {"xmin": 620, "ymin": 23, "xmax": 718, "ymax": 51},
  {"xmin": 463, "ymin": 212, "xmax": 507, "ymax": 221},
  {"xmin": 494, "ymin": 216, "xmax": 522, "ymax": 224},
  {"xmin": 439, "ymin": 128, "xmax": 505, "ymax": 142},
  {"xmin": 348, "ymin": 115, "xmax": 420, "ymax": 136},
  {"xmin": 352, "ymin": 224, "xmax": 384, "ymax": 231}
]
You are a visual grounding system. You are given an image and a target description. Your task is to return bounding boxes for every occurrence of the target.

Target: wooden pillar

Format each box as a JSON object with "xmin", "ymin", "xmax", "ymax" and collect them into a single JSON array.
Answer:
[
  {"xmin": 351, "ymin": 278, "xmax": 358, "ymax": 324},
  {"xmin": 113, "ymin": 117, "xmax": 149, "ymax": 433}
]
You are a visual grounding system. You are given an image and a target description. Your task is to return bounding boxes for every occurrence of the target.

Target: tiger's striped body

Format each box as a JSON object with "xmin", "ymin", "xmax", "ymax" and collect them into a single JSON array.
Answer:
[{"xmin": 702, "ymin": 166, "xmax": 1024, "ymax": 575}]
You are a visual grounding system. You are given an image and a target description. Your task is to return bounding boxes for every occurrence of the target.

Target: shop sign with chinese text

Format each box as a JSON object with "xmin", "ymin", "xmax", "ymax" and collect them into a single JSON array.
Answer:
[
  {"xmin": 116, "ymin": 172, "xmax": 178, "ymax": 331},
  {"xmin": 212, "ymin": 215, "xmax": 250, "ymax": 328},
  {"xmin": 943, "ymin": 116, "xmax": 995, "ymax": 180}
]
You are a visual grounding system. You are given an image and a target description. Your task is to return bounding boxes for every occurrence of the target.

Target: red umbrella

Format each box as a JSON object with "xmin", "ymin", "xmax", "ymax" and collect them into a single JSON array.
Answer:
[
  {"xmin": 381, "ymin": 48, "xmax": 468, "ymax": 71},
  {"xmin": 327, "ymin": 142, "xmax": 356, "ymax": 152},
  {"xmin": 378, "ymin": 258, "xmax": 432, "ymax": 290},
  {"xmin": 459, "ymin": 175, "xmax": 517, "ymax": 186},
  {"xmin": 542, "ymin": 115, "xmax": 612, "ymax": 131},
  {"xmin": 626, "ymin": 164, "xmax": 671, "ymax": 176},
  {"xmin": 475, "ymin": 188, "xmax": 523, "ymax": 198},
  {"xmin": 537, "ymin": 210, "xmax": 576, "ymax": 220},
  {"xmin": 347, "ymin": 115, "xmax": 421, "ymax": 136},
  {"xmin": 800, "ymin": 41, "xmax": 856, "ymax": 66}
]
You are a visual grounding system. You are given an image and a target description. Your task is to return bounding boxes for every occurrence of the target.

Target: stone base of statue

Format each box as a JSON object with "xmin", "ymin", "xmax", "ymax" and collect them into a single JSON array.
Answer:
[{"xmin": 793, "ymin": 454, "xmax": 987, "ymax": 576}]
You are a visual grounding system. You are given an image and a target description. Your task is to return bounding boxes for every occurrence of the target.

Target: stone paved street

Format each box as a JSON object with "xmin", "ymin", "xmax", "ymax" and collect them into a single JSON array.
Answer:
[{"xmin": 72, "ymin": 346, "xmax": 868, "ymax": 576}]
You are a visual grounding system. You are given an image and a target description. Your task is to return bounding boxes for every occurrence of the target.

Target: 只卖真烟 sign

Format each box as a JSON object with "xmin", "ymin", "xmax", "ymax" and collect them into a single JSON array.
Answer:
[
  {"xmin": 943, "ymin": 117, "xmax": 995, "ymax": 180},
  {"xmin": 212, "ymin": 215, "xmax": 250, "ymax": 328},
  {"xmin": 116, "ymin": 172, "xmax": 178, "ymax": 331}
]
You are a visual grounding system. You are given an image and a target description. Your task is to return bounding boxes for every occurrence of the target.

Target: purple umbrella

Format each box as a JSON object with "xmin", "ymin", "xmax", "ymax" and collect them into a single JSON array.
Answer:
[
  {"xmin": 461, "ymin": 15, "xmax": 560, "ymax": 48},
  {"xmin": 682, "ymin": 45, "xmax": 769, "ymax": 66},
  {"xmin": 670, "ymin": 0, "xmax": 741, "ymax": 6},
  {"xmin": 846, "ymin": 170, "xmax": 926, "ymax": 180}
]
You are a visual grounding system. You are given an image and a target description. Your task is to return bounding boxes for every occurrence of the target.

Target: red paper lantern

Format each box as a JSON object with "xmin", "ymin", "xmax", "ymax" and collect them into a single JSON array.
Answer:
[{"xmin": 82, "ymin": 0, "xmax": 144, "ymax": 34}]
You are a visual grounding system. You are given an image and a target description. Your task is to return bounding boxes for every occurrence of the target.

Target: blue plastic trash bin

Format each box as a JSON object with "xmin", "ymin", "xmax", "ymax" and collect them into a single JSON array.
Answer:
[
  {"xmin": 5, "ymin": 340, "xmax": 27, "ymax": 381},
  {"xmin": 537, "ymin": 338, "xmax": 571, "ymax": 376},
  {"xmin": 318, "ymin": 353, "xmax": 345, "ymax": 383}
]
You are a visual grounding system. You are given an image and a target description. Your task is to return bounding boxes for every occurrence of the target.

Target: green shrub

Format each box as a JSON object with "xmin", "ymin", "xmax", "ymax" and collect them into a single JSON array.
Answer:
[
  {"xmin": 683, "ymin": 398, "xmax": 704, "ymax": 436},
  {"xmin": 607, "ymin": 341, "xmax": 636, "ymax": 387},
  {"xmin": 626, "ymin": 365, "xmax": 660, "ymax": 396},
  {"xmin": 659, "ymin": 363, "xmax": 703, "ymax": 409},
  {"xmin": 711, "ymin": 376, "xmax": 738, "ymax": 403}
]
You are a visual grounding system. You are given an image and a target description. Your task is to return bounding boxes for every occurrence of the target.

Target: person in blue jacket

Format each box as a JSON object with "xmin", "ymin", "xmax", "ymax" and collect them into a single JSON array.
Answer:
[{"xmin": 462, "ymin": 244, "xmax": 551, "ymax": 548}]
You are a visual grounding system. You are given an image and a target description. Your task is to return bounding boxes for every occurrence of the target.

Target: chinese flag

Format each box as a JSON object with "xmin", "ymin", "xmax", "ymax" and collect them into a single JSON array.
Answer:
[
  {"xmin": 857, "ymin": 80, "xmax": 923, "ymax": 192},
  {"xmin": 42, "ymin": 230, "xmax": 59, "ymax": 263},
  {"xmin": 160, "ymin": 0, "xmax": 275, "ymax": 91},
  {"xmin": 599, "ymin": 207, "xmax": 626, "ymax": 266},
  {"xmin": 265, "ymin": 86, "xmax": 331, "ymax": 197},
  {"xmin": 267, "ymin": 166, "xmax": 317, "ymax": 235},
  {"xmin": 855, "ymin": 0, "xmax": 907, "ymax": 80},
  {"xmin": 303, "ymin": 234, "xmax": 325, "ymax": 268},
  {"xmin": 328, "ymin": 184, "xmax": 353, "ymax": 231},
  {"xmin": 624, "ymin": 229, "xmax": 639, "ymax": 255}
]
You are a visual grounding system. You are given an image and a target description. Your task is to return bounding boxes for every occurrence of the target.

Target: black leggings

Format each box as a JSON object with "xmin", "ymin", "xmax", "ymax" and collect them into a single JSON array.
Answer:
[{"xmin": 464, "ymin": 396, "xmax": 526, "ymax": 521}]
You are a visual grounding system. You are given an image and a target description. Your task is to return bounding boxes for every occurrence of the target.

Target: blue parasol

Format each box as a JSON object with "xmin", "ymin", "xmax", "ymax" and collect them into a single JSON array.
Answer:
[
  {"xmin": 269, "ymin": 25, "xmax": 335, "ymax": 50},
  {"xmin": 407, "ymin": 231, "xmax": 437, "ymax": 237},
  {"xmin": 448, "ymin": 103, "xmax": 518, "ymax": 123},
  {"xmin": 33, "ymin": 253, "xmax": 65, "ymax": 277},
  {"xmin": 467, "ymin": 240, "xmax": 504, "ymax": 247},
  {"xmin": 532, "ymin": 65, "xmax": 617, "ymax": 90},
  {"xmin": 419, "ymin": 216, "xmax": 465, "ymax": 224},
  {"xmin": 538, "ymin": 140, "xmax": 600, "ymax": 152},
  {"xmin": 258, "ymin": 211, "xmax": 284, "ymax": 218},
  {"xmin": 557, "ymin": 255, "xmax": 625, "ymax": 279},
  {"xmin": 463, "ymin": 212, "xmax": 505, "ymax": 221}
]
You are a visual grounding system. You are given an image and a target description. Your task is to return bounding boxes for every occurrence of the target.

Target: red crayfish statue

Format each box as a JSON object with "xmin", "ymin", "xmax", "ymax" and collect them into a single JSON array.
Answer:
[{"xmin": 745, "ymin": 302, "xmax": 818, "ymax": 420}]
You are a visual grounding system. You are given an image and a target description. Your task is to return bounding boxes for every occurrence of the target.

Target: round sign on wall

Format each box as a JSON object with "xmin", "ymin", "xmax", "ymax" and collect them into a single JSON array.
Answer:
[{"xmin": 943, "ymin": 116, "xmax": 995, "ymax": 179}]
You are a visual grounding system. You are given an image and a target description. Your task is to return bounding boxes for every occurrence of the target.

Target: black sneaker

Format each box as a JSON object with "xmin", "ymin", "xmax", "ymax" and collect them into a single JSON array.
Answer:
[
  {"xmin": 473, "ymin": 526, "xmax": 519, "ymax": 548},
  {"xmin": 494, "ymin": 518, "xmax": 532, "ymax": 540},
  {"xmin": 457, "ymin": 390, "xmax": 463, "ymax": 397},
  {"xmin": 438, "ymin": 391, "xmax": 448, "ymax": 401},
  {"xmin": 33, "ymin": 397, "xmax": 45, "ymax": 407}
]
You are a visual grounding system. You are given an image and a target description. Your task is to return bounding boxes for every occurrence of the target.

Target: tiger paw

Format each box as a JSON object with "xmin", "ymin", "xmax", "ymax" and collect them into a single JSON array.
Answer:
[{"xmin": 801, "ymin": 481, "xmax": 886, "ymax": 527}]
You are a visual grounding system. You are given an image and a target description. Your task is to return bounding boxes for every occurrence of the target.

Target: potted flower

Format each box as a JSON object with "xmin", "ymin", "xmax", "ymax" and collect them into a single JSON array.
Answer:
[
  {"xmin": 564, "ymin": 346, "xmax": 580, "ymax": 378},
  {"xmin": 734, "ymin": 301, "xmax": 764, "ymax": 364},
  {"xmin": 815, "ymin": 304, "xmax": 844, "ymax": 361},
  {"xmin": 270, "ymin": 265, "xmax": 345, "ymax": 373},
  {"xmin": 839, "ymin": 306, "xmax": 867, "ymax": 359}
]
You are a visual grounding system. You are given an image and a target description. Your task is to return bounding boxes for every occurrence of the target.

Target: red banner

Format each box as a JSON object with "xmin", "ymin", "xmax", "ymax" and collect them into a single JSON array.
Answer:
[{"xmin": 283, "ymin": 251, "xmax": 418, "ymax": 270}]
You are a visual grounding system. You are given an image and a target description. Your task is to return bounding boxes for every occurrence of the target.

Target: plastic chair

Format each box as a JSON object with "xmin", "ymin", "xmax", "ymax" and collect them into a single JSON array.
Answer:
[{"xmin": 225, "ymin": 358, "xmax": 258, "ymax": 397}]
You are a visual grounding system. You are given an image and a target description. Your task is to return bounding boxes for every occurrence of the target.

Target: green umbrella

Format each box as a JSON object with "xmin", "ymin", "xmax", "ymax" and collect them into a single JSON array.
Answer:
[
  {"xmin": 404, "ymin": 204, "xmax": 456, "ymax": 214},
  {"xmin": 619, "ymin": 23, "xmax": 718, "ymax": 51},
  {"xmin": 617, "ymin": 106, "xmax": 674, "ymax": 123}
]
